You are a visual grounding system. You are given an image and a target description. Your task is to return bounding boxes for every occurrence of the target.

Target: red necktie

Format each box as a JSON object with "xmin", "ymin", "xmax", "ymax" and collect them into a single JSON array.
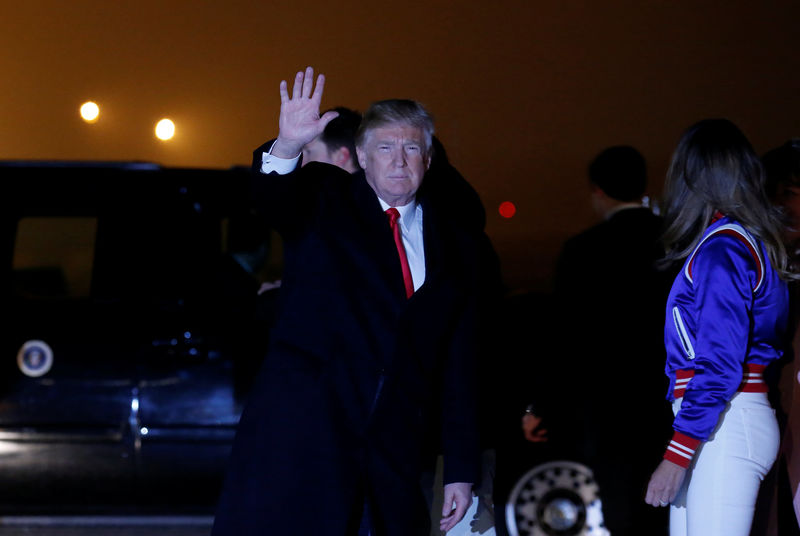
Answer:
[{"xmin": 385, "ymin": 208, "xmax": 414, "ymax": 298}]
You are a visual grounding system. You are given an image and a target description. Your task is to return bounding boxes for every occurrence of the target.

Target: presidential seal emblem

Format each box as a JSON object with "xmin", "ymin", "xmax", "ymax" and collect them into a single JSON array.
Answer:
[{"xmin": 16, "ymin": 340, "xmax": 54, "ymax": 378}]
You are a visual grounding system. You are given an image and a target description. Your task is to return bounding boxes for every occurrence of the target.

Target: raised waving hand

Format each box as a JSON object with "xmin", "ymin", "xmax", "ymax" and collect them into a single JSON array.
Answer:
[{"xmin": 271, "ymin": 67, "xmax": 339, "ymax": 159}]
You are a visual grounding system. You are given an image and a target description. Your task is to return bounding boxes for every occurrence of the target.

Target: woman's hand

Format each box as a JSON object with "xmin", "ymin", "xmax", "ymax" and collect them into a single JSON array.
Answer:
[{"xmin": 645, "ymin": 459, "xmax": 687, "ymax": 507}]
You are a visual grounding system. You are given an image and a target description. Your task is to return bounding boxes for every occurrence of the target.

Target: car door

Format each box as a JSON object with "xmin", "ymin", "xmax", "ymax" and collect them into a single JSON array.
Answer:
[
  {"xmin": 112, "ymin": 169, "xmax": 262, "ymax": 506},
  {"xmin": 1, "ymin": 208, "xmax": 138, "ymax": 508}
]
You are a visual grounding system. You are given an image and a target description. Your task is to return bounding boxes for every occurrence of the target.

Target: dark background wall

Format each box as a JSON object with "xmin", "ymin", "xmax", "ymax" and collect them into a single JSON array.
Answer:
[{"xmin": 2, "ymin": 1, "xmax": 798, "ymax": 292}]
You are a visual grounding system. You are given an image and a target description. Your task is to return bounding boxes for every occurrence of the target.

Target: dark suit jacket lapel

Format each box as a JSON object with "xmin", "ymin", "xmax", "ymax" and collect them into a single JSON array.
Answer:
[{"xmin": 349, "ymin": 172, "xmax": 410, "ymax": 302}]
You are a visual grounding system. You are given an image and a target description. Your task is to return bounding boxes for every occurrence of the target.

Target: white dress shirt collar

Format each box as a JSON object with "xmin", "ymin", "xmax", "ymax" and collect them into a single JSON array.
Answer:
[{"xmin": 377, "ymin": 198, "xmax": 418, "ymax": 233}]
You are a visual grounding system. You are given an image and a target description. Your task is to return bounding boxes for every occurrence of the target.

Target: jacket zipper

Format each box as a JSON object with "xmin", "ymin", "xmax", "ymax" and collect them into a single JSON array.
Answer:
[{"xmin": 672, "ymin": 306, "xmax": 695, "ymax": 360}]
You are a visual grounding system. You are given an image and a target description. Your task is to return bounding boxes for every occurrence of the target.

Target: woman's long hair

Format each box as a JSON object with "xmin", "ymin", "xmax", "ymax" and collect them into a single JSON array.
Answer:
[{"xmin": 660, "ymin": 118, "xmax": 795, "ymax": 280}]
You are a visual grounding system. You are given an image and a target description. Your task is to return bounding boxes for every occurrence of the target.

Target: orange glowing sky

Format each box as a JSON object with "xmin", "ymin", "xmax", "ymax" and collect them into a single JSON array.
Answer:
[{"xmin": 2, "ymin": 1, "xmax": 799, "ymax": 291}]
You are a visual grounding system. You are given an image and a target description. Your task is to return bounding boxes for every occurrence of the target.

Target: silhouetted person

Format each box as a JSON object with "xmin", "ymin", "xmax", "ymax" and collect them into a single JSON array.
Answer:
[
  {"xmin": 553, "ymin": 145, "xmax": 673, "ymax": 535},
  {"xmin": 755, "ymin": 138, "xmax": 800, "ymax": 535},
  {"xmin": 301, "ymin": 106, "xmax": 362, "ymax": 173},
  {"xmin": 765, "ymin": 139, "xmax": 800, "ymax": 251},
  {"xmin": 209, "ymin": 213, "xmax": 274, "ymax": 396}
]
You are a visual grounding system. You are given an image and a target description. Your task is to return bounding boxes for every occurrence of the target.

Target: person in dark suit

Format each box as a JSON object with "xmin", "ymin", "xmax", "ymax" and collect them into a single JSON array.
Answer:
[
  {"xmin": 210, "ymin": 67, "xmax": 480, "ymax": 536},
  {"xmin": 551, "ymin": 145, "xmax": 674, "ymax": 535}
]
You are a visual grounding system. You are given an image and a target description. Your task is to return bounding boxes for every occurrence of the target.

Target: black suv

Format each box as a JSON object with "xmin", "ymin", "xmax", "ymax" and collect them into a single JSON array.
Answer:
[{"xmin": 0, "ymin": 161, "xmax": 278, "ymax": 513}]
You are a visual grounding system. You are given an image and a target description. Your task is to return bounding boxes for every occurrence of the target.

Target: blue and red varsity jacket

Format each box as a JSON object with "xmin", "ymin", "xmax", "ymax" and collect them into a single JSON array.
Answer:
[{"xmin": 662, "ymin": 214, "xmax": 789, "ymax": 468}]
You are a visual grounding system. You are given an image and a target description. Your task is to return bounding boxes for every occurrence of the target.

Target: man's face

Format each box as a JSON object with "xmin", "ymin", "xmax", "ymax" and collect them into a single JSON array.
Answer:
[
  {"xmin": 301, "ymin": 137, "xmax": 334, "ymax": 167},
  {"xmin": 356, "ymin": 123, "xmax": 430, "ymax": 207}
]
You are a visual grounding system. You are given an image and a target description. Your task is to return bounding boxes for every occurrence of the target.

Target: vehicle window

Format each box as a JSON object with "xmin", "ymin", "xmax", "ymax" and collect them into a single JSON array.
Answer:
[
  {"xmin": 12, "ymin": 217, "xmax": 96, "ymax": 299},
  {"xmin": 220, "ymin": 216, "xmax": 283, "ymax": 285}
]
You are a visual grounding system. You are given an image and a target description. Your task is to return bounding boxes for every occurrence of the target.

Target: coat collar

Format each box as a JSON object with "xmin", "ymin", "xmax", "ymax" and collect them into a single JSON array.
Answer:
[{"xmin": 348, "ymin": 172, "xmax": 444, "ymax": 303}]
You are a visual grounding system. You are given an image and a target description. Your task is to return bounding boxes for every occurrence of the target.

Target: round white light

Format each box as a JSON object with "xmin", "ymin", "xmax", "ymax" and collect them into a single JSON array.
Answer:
[
  {"xmin": 155, "ymin": 118, "xmax": 175, "ymax": 141},
  {"xmin": 80, "ymin": 101, "xmax": 100, "ymax": 123}
]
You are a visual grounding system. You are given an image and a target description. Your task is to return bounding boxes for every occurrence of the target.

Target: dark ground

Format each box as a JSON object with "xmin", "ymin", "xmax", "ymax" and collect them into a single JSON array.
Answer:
[{"xmin": 0, "ymin": 516, "xmax": 212, "ymax": 536}]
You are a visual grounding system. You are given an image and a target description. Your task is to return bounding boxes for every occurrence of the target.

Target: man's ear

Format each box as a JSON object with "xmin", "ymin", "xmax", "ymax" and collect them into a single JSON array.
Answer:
[
  {"xmin": 590, "ymin": 184, "xmax": 611, "ymax": 203},
  {"xmin": 333, "ymin": 147, "xmax": 351, "ymax": 169},
  {"xmin": 356, "ymin": 146, "xmax": 367, "ymax": 169}
]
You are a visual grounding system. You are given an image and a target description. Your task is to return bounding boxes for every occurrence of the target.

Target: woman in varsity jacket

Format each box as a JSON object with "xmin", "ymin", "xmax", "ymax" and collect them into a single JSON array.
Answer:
[{"xmin": 644, "ymin": 118, "xmax": 795, "ymax": 535}]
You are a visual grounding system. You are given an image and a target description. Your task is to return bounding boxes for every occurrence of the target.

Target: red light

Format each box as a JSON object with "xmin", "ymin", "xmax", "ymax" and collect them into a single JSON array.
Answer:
[{"xmin": 499, "ymin": 201, "xmax": 516, "ymax": 219}]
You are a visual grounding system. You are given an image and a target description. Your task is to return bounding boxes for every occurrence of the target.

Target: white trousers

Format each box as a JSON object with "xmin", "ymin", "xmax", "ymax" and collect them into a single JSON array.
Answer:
[{"xmin": 669, "ymin": 392, "xmax": 779, "ymax": 536}]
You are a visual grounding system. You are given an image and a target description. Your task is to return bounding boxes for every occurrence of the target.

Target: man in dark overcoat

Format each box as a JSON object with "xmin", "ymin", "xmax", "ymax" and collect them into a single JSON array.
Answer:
[
  {"xmin": 211, "ymin": 67, "xmax": 480, "ymax": 536},
  {"xmin": 552, "ymin": 145, "xmax": 674, "ymax": 536}
]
